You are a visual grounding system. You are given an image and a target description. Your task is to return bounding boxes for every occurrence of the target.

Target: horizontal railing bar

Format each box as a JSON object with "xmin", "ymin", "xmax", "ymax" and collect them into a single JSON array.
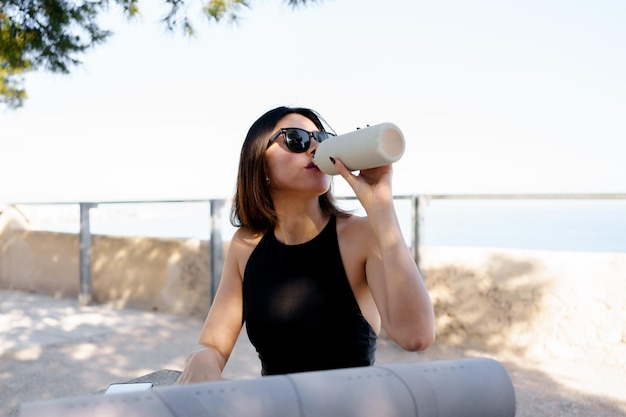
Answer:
[
  {"xmin": 9, "ymin": 199, "xmax": 215, "ymax": 206},
  {"xmin": 421, "ymin": 193, "xmax": 626, "ymax": 200},
  {"xmin": 8, "ymin": 193, "xmax": 626, "ymax": 207},
  {"xmin": 335, "ymin": 193, "xmax": 626, "ymax": 201}
]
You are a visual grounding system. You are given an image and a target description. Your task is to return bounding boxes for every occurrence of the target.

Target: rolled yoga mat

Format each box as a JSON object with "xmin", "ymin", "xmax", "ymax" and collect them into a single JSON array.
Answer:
[{"xmin": 20, "ymin": 357, "xmax": 516, "ymax": 417}]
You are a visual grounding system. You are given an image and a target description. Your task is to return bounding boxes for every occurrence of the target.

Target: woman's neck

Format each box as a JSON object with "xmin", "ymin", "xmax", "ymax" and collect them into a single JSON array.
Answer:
[{"xmin": 272, "ymin": 197, "xmax": 329, "ymax": 245}]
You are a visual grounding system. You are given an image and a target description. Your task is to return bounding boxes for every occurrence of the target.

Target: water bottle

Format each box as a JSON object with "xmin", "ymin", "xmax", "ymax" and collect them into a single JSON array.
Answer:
[{"xmin": 314, "ymin": 122, "xmax": 405, "ymax": 175}]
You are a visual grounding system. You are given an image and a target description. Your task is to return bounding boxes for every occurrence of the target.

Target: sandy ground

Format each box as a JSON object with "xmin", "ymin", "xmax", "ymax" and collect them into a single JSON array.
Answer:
[{"xmin": 2, "ymin": 246, "xmax": 626, "ymax": 416}]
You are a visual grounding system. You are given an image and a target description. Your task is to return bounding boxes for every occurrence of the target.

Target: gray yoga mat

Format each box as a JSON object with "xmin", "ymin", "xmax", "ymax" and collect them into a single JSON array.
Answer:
[{"xmin": 20, "ymin": 357, "xmax": 516, "ymax": 417}]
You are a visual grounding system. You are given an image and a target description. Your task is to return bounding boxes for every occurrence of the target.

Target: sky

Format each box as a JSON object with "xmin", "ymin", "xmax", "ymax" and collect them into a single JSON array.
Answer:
[{"xmin": 1, "ymin": 0, "xmax": 625, "ymax": 204}]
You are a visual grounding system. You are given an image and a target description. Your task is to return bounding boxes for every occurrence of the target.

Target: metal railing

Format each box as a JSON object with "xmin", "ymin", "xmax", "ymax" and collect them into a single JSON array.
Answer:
[
  {"xmin": 8, "ymin": 199, "xmax": 221, "ymax": 306},
  {"xmin": 7, "ymin": 193, "xmax": 624, "ymax": 306}
]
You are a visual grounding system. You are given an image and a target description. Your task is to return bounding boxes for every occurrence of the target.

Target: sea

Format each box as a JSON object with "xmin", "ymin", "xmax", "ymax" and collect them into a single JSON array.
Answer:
[{"xmin": 12, "ymin": 197, "xmax": 626, "ymax": 253}]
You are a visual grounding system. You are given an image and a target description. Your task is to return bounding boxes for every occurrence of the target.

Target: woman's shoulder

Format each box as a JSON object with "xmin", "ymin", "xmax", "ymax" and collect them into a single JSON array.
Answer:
[
  {"xmin": 227, "ymin": 227, "xmax": 266, "ymax": 278},
  {"xmin": 230, "ymin": 226, "xmax": 264, "ymax": 251},
  {"xmin": 336, "ymin": 214, "xmax": 374, "ymax": 242}
]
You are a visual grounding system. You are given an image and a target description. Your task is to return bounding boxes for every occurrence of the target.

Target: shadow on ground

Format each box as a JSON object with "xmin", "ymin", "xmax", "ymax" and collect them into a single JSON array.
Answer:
[
  {"xmin": 0, "ymin": 291, "xmax": 228, "ymax": 417},
  {"xmin": 424, "ymin": 253, "xmax": 547, "ymax": 356}
]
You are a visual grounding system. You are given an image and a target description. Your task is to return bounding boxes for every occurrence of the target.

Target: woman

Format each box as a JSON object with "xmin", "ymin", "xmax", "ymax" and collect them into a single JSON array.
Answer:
[{"xmin": 177, "ymin": 106, "xmax": 435, "ymax": 383}]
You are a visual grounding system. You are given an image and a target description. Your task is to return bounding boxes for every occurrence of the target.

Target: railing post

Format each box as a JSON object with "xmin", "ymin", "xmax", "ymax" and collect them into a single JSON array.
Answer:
[
  {"xmin": 78, "ymin": 203, "xmax": 97, "ymax": 306},
  {"xmin": 209, "ymin": 199, "xmax": 225, "ymax": 305},
  {"xmin": 411, "ymin": 195, "xmax": 426, "ymax": 273}
]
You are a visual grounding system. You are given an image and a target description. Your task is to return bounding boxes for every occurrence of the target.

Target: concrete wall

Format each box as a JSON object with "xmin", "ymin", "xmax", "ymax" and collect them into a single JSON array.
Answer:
[
  {"xmin": 0, "ymin": 207, "xmax": 213, "ymax": 316},
  {"xmin": 420, "ymin": 246, "xmax": 626, "ymax": 369}
]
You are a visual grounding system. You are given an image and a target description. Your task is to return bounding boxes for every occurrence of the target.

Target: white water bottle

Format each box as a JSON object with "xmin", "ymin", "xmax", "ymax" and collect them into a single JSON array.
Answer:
[{"xmin": 314, "ymin": 122, "xmax": 405, "ymax": 175}]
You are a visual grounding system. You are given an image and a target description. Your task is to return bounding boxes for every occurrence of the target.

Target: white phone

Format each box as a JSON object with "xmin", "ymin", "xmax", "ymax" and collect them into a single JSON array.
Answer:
[{"xmin": 104, "ymin": 382, "xmax": 153, "ymax": 395}]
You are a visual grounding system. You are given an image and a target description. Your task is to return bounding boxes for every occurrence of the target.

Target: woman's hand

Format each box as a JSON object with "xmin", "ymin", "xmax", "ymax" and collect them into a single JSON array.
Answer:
[
  {"xmin": 331, "ymin": 158, "xmax": 395, "ymax": 214},
  {"xmin": 176, "ymin": 346, "xmax": 225, "ymax": 384}
]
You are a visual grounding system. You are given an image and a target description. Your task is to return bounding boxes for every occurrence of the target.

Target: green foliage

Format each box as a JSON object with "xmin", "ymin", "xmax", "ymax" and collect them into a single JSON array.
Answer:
[
  {"xmin": 204, "ymin": 0, "xmax": 250, "ymax": 24},
  {"xmin": 1, "ymin": 0, "xmax": 113, "ymax": 109},
  {"xmin": 0, "ymin": 0, "xmax": 316, "ymax": 110},
  {"xmin": 1, "ymin": 12, "xmax": 28, "ymax": 108},
  {"xmin": 0, "ymin": 67, "xmax": 27, "ymax": 110}
]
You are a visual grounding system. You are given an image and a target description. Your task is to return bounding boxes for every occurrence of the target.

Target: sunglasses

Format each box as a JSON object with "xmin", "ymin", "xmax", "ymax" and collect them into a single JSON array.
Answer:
[{"xmin": 267, "ymin": 127, "xmax": 336, "ymax": 153}]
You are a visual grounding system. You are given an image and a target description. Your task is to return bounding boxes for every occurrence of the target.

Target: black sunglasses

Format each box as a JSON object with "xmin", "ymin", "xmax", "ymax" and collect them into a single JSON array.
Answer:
[{"xmin": 267, "ymin": 127, "xmax": 336, "ymax": 153}]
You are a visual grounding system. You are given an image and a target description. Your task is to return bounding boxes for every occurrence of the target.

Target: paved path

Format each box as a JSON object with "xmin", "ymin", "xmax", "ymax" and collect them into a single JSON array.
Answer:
[{"xmin": 1, "ymin": 290, "xmax": 625, "ymax": 417}]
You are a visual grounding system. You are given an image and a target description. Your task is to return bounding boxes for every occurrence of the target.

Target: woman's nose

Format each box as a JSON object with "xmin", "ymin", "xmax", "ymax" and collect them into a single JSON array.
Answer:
[{"xmin": 308, "ymin": 138, "xmax": 320, "ymax": 155}]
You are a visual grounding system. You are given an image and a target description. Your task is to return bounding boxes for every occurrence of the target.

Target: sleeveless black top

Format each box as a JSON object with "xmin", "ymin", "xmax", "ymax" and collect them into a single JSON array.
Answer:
[{"xmin": 243, "ymin": 216, "xmax": 377, "ymax": 376}]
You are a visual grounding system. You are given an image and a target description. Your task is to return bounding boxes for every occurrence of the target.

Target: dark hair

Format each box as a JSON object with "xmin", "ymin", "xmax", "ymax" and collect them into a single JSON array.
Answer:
[{"xmin": 230, "ymin": 106, "xmax": 349, "ymax": 231}]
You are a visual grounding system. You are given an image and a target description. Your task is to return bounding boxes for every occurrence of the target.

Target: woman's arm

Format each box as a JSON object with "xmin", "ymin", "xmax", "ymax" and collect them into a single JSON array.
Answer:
[
  {"xmin": 176, "ymin": 228, "xmax": 256, "ymax": 384},
  {"xmin": 334, "ymin": 159, "xmax": 435, "ymax": 351}
]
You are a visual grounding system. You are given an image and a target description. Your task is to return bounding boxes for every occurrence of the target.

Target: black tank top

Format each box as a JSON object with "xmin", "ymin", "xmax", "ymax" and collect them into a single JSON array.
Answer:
[{"xmin": 243, "ymin": 216, "xmax": 377, "ymax": 376}]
